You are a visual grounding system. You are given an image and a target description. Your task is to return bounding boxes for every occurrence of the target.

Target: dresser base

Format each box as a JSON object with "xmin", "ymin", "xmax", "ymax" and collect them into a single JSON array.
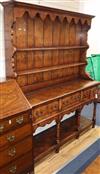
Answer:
[{"xmin": 34, "ymin": 116, "xmax": 92, "ymax": 162}]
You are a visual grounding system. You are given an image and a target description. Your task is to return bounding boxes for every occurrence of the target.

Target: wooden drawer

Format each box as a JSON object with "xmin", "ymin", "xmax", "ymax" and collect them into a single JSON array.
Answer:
[
  {"xmin": 97, "ymin": 87, "xmax": 100, "ymax": 101},
  {"xmin": 33, "ymin": 100, "xmax": 59, "ymax": 122},
  {"xmin": 90, "ymin": 87, "xmax": 97, "ymax": 99},
  {"xmin": 0, "ymin": 151, "xmax": 33, "ymax": 174},
  {"xmin": 81, "ymin": 88, "xmax": 91, "ymax": 102},
  {"xmin": 0, "ymin": 112, "xmax": 30, "ymax": 135},
  {"xmin": 0, "ymin": 124, "xmax": 32, "ymax": 149},
  {"xmin": 61, "ymin": 92, "xmax": 81, "ymax": 110},
  {"xmin": 0, "ymin": 136, "xmax": 32, "ymax": 167},
  {"xmin": 81, "ymin": 87, "xmax": 97, "ymax": 102}
]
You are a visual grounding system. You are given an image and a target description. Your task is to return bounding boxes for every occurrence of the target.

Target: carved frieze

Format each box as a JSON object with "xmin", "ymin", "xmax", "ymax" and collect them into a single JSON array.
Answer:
[{"xmin": 32, "ymin": 86, "xmax": 97, "ymax": 124}]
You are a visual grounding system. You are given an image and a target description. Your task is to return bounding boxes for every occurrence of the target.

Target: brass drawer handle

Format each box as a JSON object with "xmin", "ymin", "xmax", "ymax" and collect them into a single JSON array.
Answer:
[
  {"xmin": 8, "ymin": 147, "xmax": 16, "ymax": 157},
  {"xmin": 16, "ymin": 116, "xmax": 24, "ymax": 124},
  {"xmin": 7, "ymin": 135, "xmax": 15, "ymax": 142},
  {"xmin": 9, "ymin": 165, "xmax": 17, "ymax": 173},
  {"xmin": 0, "ymin": 125, "xmax": 4, "ymax": 133}
]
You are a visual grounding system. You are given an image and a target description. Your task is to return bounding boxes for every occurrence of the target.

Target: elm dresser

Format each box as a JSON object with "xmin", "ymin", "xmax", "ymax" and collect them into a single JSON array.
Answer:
[{"xmin": 1, "ymin": 0, "xmax": 100, "ymax": 173}]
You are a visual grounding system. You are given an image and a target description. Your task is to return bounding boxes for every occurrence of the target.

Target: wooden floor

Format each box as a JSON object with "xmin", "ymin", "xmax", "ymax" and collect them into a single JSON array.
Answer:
[
  {"xmin": 81, "ymin": 155, "xmax": 100, "ymax": 174},
  {"xmin": 35, "ymin": 127, "xmax": 100, "ymax": 174}
]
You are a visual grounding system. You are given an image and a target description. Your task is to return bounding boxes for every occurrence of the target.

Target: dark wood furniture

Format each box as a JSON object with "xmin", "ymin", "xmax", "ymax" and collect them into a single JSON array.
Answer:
[
  {"xmin": 0, "ymin": 80, "xmax": 33, "ymax": 174},
  {"xmin": 1, "ymin": 0, "xmax": 100, "ymax": 173},
  {"xmin": 97, "ymin": 87, "xmax": 100, "ymax": 103}
]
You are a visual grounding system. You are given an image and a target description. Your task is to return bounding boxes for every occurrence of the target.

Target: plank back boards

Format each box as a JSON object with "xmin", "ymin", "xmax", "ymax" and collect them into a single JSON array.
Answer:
[{"xmin": 3, "ymin": 1, "xmax": 94, "ymax": 93}]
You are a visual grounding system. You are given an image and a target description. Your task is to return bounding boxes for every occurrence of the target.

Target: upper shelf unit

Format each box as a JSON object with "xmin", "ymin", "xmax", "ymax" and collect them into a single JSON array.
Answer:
[{"xmin": 2, "ymin": 0, "xmax": 94, "ymax": 92}]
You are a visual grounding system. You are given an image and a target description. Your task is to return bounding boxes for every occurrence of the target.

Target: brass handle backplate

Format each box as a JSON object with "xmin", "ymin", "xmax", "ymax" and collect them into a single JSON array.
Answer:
[
  {"xmin": 8, "ymin": 147, "xmax": 16, "ymax": 157},
  {"xmin": 0, "ymin": 125, "xmax": 4, "ymax": 133},
  {"xmin": 16, "ymin": 116, "xmax": 24, "ymax": 124},
  {"xmin": 9, "ymin": 165, "xmax": 17, "ymax": 173},
  {"xmin": 7, "ymin": 135, "xmax": 15, "ymax": 142}
]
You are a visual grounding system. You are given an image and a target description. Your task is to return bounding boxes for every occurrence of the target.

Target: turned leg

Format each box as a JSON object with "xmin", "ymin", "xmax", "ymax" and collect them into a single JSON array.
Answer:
[
  {"xmin": 75, "ymin": 109, "xmax": 81, "ymax": 139},
  {"xmin": 55, "ymin": 119, "xmax": 60, "ymax": 153},
  {"xmin": 27, "ymin": 172, "xmax": 33, "ymax": 174},
  {"xmin": 29, "ymin": 168, "xmax": 34, "ymax": 174},
  {"xmin": 92, "ymin": 100, "xmax": 97, "ymax": 128},
  {"xmin": 28, "ymin": 172, "xmax": 34, "ymax": 174}
]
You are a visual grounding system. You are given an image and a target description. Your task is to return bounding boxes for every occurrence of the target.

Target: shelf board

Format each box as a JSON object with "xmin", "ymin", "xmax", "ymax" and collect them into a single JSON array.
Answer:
[
  {"xmin": 17, "ymin": 62, "xmax": 86, "ymax": 76},
  {"xmin": 14, "ymin": 45, "xmax": 89, "ymax": 52}
]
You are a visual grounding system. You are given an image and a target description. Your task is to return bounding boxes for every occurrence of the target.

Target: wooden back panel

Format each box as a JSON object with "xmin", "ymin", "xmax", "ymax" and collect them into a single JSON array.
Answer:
[{"xmin": 3, "ymin": 1, "xmax": 94, "ymax": 93}]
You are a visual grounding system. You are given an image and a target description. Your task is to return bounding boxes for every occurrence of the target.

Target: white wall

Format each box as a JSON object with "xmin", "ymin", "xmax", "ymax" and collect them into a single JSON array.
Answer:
[
  {"xmin": 12, "ymin": 0, "xmax": 80, "ymax": 11},
  {"xmin": 0, "ymin": 4, "xmax": 5, "ymax": 81},
  {"xmin": 79, "ymin": 0, "xmax": 100, "ymax": 56}
]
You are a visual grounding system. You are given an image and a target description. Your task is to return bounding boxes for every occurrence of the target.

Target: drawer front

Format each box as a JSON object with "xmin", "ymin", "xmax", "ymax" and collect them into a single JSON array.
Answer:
[
  {"xmin": 0, "ymin": 151, "xmax": 33, "ymax": 174},
  {"xmin": 81, "ymin": 87, "xmax": 97, "ymax": 102},
  {"xmin": 33, "ymin": 100, "xmax": 59, "ymax": 122},
  {"xmin": 0, "ymin": 136, "xmax": 32, "ymax": 167},
  {"xmin": 90, "ymin": 87, "xmax": 97, "ymax": 99},
  {"xmin": 0, "ymin": 112, "xmax": 30, "ymax": 135},
  {"xmin": 61, "ymin": 92, "xmax": 81, "ymax": 110},
  {"xmin": 81, "ymin": 88, "xmax": 90, "ymax": 102},
  {"xmin": 0, "ymin": 124, "xmax": 32, "ymax": 149},
  {"xmin": 98, "ymin": 88, "xmax": 100, "ymax": 98}
]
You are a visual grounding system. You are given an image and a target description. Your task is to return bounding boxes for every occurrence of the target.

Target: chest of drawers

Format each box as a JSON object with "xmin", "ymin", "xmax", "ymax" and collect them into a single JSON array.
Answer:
[{"xmin": 0, "ymin": 80, "xmax": 33, "ymax": 174}]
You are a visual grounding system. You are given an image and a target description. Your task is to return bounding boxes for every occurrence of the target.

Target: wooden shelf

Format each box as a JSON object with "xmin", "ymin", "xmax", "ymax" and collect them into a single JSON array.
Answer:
[
  {"xmin": 14, "ymin": 46, "xmax": 89, "ymax": 52},
  {"xmin": 34, "ymin": 116, "xmax": 92, "ymax": 162},
  {"xmin": 17, "ymin": 62, "xmax": 86, "ymax": 76}
]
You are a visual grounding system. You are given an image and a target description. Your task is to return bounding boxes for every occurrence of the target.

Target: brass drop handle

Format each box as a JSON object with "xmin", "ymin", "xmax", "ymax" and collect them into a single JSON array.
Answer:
[
  {"xmin": 8, "ymin": 147, "xmax": 16, "ymax": 157},
  {"xmin": 16, "ymin": 116, "xmax": 24, "ymax": 124},
  {"xmin": 9, "ymin": 165, "xmax": 17, "ymax": 173},
  {"xmin": 7, "ymin": 135, "xmax": 15, "ymax": 142},
  {"xmin": 0, "ymin": 125, "xmax": 4, "ymax": 133}
]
